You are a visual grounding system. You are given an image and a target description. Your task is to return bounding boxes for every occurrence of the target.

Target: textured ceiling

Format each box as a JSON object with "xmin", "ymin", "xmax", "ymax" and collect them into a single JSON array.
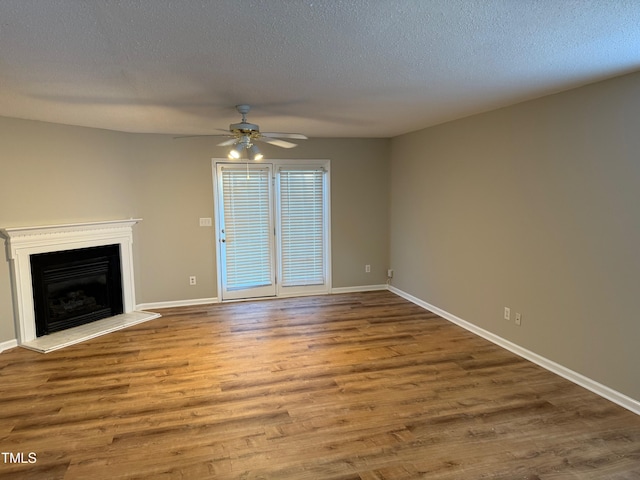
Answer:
[{"xmin": 1, "ymin": 0, "xmax": 639, "ymax": 138}]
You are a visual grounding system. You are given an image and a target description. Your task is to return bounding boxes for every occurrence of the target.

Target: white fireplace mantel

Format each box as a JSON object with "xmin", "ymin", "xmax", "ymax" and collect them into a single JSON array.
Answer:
[{"xmin": 1, "ymin": 219, "xmax": 152, "ymax": 349}]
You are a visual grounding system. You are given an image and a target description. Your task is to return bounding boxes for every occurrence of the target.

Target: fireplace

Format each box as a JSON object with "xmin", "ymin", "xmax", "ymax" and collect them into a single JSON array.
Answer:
[
  {"xmin": 31, "ymin": 244, "xmax": 124, "ymax": 336},
  {"xmin": 1, "ymin": 219, "xmax": 160, "ymax": 352}
]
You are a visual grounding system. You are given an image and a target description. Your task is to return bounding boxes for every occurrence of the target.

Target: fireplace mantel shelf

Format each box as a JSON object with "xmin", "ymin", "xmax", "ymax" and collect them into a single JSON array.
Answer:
[{"xmin": 1, "ymin": 219, "xmax": 143, "ymax": 254}]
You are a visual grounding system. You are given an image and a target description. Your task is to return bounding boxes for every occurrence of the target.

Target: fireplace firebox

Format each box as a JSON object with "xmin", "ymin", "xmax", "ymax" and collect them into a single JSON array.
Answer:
[{"xmin": 30, "ymin": 245, "xmax": 124, "ymax": 336}]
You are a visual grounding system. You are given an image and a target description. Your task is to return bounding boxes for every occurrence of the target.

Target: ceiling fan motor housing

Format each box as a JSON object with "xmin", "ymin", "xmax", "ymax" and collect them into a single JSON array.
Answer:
[{"xmin": 229, "ymin": 122, "xmax": 260, "ymax": 135}]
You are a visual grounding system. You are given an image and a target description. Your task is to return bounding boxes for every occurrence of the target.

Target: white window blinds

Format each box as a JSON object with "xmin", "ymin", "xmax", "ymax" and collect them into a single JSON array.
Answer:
[
  {"xmin": 278, "ymin": 168, "xmax": 325, "ymax": 287},
  {"xmin": 221, "ymin": 167, "xmax": 273, "ymax": 291}
]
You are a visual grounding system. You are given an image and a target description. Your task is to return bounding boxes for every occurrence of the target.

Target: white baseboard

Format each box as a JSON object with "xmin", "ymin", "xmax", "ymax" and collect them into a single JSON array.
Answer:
[
  {"xmin": 0, "ymin": 338, "xmax": 18, "ymax": 353},
  {"xmin": 137, "ymin": 286, "xmax": 389, "ymax": 309},
  {"xmin": 331, "ymin": 284, "xmax": 388, "ymax": 294},
  {"xmin": 137, "ymin": 287, "xmax": 387, "ymax": 310},
  {"xmin": 137, "ymin": 297, "xmax": 218, "ymax": 310},
  {"xmin": 388, "ymin": 285, "xmax": 640, "ymax": 416}
]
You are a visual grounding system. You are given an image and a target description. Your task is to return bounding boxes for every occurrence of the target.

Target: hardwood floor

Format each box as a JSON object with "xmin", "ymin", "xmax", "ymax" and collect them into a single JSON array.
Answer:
[{"xmin": 1, "ymin": 291, "xmax": 639, "ymax": 479}]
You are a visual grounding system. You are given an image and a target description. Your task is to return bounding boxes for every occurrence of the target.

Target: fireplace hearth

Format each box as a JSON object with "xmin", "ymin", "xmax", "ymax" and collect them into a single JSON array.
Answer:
[{"xmin": 31, "ymin": 244, "xmax": 124, "ymax": 336}]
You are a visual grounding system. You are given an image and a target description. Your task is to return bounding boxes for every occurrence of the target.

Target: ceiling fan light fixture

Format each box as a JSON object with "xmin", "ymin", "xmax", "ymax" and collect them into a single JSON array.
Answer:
[
  {"xmin": 228, "ymin": 147, "xmax": 241, "ymax": 159},
  {"xmin": 249, "ymin": 144, "xmax": 263, "ymax": 161},
  {"xmin": 228, "ymin": 136, "xmax": 250, "ymax": 159}
]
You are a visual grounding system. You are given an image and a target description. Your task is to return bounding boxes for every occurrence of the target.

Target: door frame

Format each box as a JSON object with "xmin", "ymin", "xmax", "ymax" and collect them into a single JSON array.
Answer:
[{"xmin": 212, "ymin": 158, "xmax": 331, "ymax": 302}]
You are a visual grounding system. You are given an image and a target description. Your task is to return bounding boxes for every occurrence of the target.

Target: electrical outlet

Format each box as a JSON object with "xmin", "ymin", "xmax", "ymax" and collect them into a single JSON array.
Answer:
[
  {"xmin": 365, "ymin": 264, "xmax": 371, "ymax": 273},
  {"xmin": 504, "ymin": 307, "xmax": 511, "ymax": 321},
  {"xmin": 387, "ymin": 269, "xmax": 394, "ymax": 278},
  {"xmin": 515, "ymin": 313, "xmax": 522, "ymax": 326},
  {"xmin": 189, "ymin": 276, "xmax": 197, "ymax": 285}
]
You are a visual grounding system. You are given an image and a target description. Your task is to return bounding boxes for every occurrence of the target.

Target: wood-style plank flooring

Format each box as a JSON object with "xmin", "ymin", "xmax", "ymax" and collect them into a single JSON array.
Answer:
[{"xmin": 1, "ymin": 291, "xmax": 639, "ymax": 479}]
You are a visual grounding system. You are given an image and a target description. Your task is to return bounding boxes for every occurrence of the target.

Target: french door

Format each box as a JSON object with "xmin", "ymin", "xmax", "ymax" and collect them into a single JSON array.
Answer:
[
  {"xmin": 214, "ymin": 160, "xmax": 330, "ymax": 301},
  {"xmin": 216, "ymin": 164, "xmax": 275, "ymax": 300}
]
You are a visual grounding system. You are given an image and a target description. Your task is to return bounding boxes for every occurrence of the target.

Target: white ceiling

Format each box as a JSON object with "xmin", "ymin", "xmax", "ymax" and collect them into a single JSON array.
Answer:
[{"xmin": 1, "ymin": 0, "xmax": 639, "ymax": 138}]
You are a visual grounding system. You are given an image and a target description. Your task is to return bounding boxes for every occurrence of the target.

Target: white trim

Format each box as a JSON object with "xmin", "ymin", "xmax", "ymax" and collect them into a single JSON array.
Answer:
[
  {"xmin": 139, "ymin": 287, "xmax": 388, "ymax": 309},
  {"xmin": 0, "ymin": 338, "xmax": 18, "ymax": 353},
  {"xmin": 137, "ymin": 297, "xmax": 219, "ymax": 310},
  {"xmin": 331, "ymin": 284, "xmax": 388, "ymax": 294},
  {"xmin": 388, "ymin": 285, "xmax": 640, "ymax": 416}
]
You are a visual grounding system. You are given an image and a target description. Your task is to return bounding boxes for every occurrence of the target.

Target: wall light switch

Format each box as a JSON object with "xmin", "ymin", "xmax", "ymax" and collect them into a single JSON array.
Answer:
[{"xmin": 199, "ymin": 218, "xmax": 212, "ymax": 227}]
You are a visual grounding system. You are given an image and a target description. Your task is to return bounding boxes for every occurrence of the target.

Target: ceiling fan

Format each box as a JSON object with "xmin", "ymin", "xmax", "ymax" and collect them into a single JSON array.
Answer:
[{"xmin": 212, "ymin": 104, "xmax": 308, "ymax": 160}]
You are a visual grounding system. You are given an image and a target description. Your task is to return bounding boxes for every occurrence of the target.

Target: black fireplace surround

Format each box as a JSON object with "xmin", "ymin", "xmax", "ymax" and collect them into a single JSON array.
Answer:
[{"xmin": 30, "ymin": 245, "xmax": 124, "ymax": 336}]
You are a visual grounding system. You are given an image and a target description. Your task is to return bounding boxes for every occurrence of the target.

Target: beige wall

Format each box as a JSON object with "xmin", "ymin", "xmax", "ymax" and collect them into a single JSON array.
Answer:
[
  {"xmin": 390, "ymin": 71, "xmax": 640, "ymax": 401},
  {"xmin": 0, "ymin": 118, "xmax": 390, "ymax": 342}
]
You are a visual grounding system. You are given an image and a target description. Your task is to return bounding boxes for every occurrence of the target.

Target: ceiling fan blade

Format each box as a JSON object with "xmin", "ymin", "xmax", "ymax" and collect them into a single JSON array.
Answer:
[
  {"xmin": 173, "ymin": 134, "xmax": 231, "ymax": 139},
  {"xmin": 257, "ymin": 137, "xmax": 298, "ymax": 149},
  {"xmin": 261, "ymin": 132, "xmax": 308, "ymax": 140},
  {"xmin": 217, "ymin": 138, "xmax": 238, "ymax": 147}
]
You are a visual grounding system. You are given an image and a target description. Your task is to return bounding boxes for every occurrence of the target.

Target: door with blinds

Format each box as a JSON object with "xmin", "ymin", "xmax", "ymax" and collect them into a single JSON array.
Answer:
[
  {"xmin": 217, "ymin": 164, "xmax": 276, "ymax": 300},
  {"xmin": 214, "ymin": 161, "xmax": 330, "ymax": 301}
]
